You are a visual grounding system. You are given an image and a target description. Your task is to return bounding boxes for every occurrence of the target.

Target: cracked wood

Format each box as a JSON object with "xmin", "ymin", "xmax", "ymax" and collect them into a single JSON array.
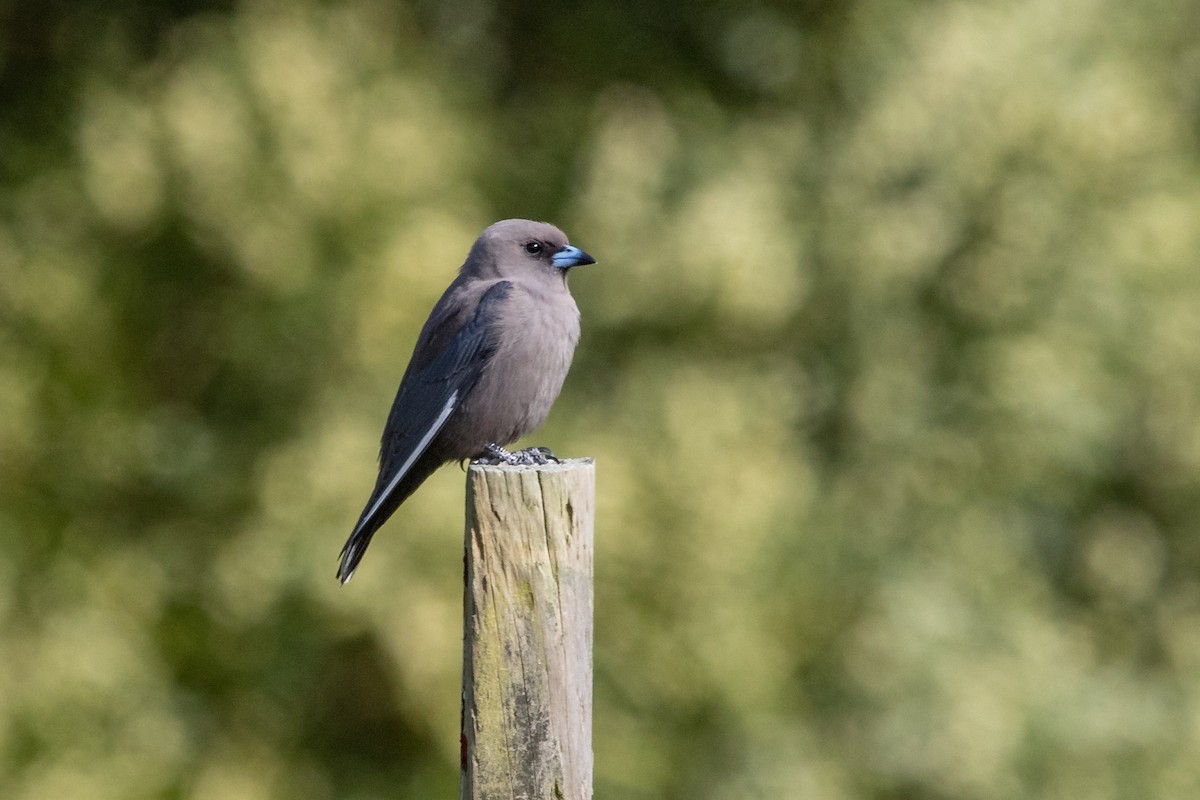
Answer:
[{"xmin": 461, "ymin": 458, "xmax": 595, "ymax": 800}]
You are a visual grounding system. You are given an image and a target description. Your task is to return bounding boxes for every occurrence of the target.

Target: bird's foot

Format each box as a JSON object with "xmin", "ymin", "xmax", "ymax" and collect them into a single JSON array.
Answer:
[
  {"xmin": 511, "ymin": 446, "xmax": 559, "ymax": 465},
  {"xmin": 474, "ymin": 443, "xmax": 517, "ymax": 465},
  {"xmin": 475, "ymin": 443, "xmax": 560, "ymax": 466}
]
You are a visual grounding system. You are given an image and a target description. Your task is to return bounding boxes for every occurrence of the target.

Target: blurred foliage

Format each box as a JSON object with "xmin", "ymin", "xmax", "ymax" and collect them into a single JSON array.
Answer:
[{"xmin": 3, "ymin": 0, "xmax": 1200, "ymax": 798}]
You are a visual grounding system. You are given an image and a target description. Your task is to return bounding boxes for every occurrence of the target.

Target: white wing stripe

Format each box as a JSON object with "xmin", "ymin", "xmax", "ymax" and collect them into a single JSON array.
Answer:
[{"xmin": 355, "ymin": 391, "xmax": 458, "ymax": 533}]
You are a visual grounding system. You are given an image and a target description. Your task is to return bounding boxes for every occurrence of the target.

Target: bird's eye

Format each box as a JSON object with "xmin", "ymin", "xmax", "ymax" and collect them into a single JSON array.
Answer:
[{"xmin": 524, "ymin": 241, "xmax": 543, "ymax": 255}]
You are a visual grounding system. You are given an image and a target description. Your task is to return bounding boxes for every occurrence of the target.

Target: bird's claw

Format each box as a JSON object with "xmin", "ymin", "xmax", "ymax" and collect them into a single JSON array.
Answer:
[
  {"xmin": 475, "ymin": 443, "xmax": 560, "ymax": 466},
  {"xmin": 473, "ymin": 443, "xmax": 511, "ymax": 465},
  {"xmin": 512, "ymin": 446, "xmax": 559, "ymax": 465}
]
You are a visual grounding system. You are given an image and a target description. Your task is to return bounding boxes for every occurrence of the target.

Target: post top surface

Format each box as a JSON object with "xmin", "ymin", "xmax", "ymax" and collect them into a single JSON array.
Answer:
[{"xmin": 467, "ymin": 457, "xmax": 594, "ymax": 474}]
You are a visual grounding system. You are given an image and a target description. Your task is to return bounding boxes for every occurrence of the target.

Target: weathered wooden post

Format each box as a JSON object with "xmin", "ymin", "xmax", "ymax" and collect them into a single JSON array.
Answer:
[{"xmin": 461, "ymin": 458, "xmax": 595, "ymax": 800}]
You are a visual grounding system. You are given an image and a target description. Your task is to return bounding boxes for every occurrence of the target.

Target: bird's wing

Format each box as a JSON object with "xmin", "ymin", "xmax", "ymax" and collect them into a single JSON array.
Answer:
[{"xmin": 352, "ymin": 280, "xmax": 513, "ymax": 539}]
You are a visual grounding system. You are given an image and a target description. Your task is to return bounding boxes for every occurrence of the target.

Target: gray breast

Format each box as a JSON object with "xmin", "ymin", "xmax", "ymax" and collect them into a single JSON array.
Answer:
[{"xmin": 445, "ymin": 282, "xmax": 580, "ymax": 454}]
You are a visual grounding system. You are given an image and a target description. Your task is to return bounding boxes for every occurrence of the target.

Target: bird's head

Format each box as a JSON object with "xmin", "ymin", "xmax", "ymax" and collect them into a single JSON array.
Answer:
[{"xmin": 470, "ymin": 219, "xmax": 596, "ymax": 280}]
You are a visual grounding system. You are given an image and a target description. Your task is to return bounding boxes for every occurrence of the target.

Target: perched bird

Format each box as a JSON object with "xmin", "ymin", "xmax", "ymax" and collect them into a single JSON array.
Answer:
[{"xmin": 338, "ymin": 219, "xmax": 596, "ymax": 583}]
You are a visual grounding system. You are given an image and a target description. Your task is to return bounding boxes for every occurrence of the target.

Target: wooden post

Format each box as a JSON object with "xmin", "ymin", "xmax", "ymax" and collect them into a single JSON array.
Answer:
[{"xmin": 461, "ymin": 458, "xmax": 595, "ymax": 800}]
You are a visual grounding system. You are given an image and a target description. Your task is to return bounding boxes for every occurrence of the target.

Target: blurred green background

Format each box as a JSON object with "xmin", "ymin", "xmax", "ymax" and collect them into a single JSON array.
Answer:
[{"xmin": 4, "ymin": 0, "xmax": 1200, "ymax": 798}]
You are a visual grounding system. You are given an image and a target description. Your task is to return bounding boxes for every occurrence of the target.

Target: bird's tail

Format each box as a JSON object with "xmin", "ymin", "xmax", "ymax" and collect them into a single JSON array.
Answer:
[
  {"xmin": 337, "ymin": 524, "xmax": 377, "ymax": 584},
  {"xmin": 337, "ymin": 455, "xmax": 443, "ymax": 583}
]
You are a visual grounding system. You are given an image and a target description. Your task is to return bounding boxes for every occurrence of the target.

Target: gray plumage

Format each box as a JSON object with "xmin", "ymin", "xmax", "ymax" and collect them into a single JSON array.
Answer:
[{"xmin": 338, "ymin": 219, "xmax": 596, "ymax": 582}]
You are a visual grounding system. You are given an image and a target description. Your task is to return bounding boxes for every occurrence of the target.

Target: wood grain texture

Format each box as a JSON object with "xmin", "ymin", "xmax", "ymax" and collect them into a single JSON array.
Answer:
[{"xmin": 461, "ymin": 458, "xmax": 595, "ymax": 800}]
